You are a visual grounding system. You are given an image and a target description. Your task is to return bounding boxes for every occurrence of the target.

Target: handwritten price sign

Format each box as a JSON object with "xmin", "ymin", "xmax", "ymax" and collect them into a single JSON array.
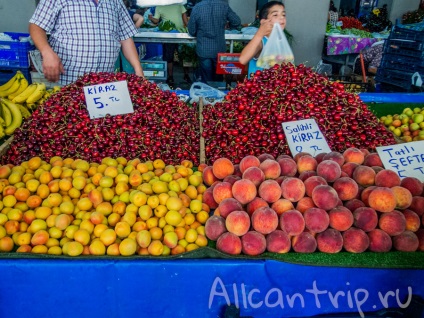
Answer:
[
  {"xmin": 376, "ymin": 141, "xmax": 424, "ymax": 181},
  {"xmin": 83, "ymin": 81, "xmax": 133, "ymax": 119},
  {"xmin": 282, "ymin": 118, "xmax": 332, "ymax": 156}
]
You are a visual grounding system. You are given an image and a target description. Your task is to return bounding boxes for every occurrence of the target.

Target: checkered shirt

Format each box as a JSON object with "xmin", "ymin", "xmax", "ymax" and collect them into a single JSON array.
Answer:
[
  {"xmin": 188, "ymin": 0, "xmax": 241, "ymax": 59},
  {"xmin": 30, "ymin": 0, "xmax": 138, "ymax": 85}
]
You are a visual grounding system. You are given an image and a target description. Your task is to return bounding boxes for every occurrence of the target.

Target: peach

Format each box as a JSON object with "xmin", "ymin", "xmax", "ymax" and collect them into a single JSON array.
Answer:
[
  {"xmin": 242, "ymin": 167, "xmax": 265, "ymax": 187},
  {"xmin": 314, "ymin": 152, "xmax": 327, "ymax": 164},
  {"xmin": 342, "ymin": 227, "xmax": 369, "ymax": 253},
  {"xmin": 241, "ymin": 231, "xmax": 266, "ymax": 256},
  {"xmin": 374, "ymin": 170, "xmax": 401, "ymax": 188},
  {"xmin": 368, "ymin": 187, "xmax": 397, "ymax": 213},
  {"xmin": 344, "ymin": 199, "xmax": 365, "ymax": 212},
  {"xmin": 216, "ymin": 232, "xmax": 242, "ymax": 255},
  {"xmin": 281, "ymin": 177, "xmax": 305, "ymax": 202},
  {"xmin": 371, "ymin": 166, "xmax": 384, "ymax": 174},
  {"xmin": 360, "ymin": 148, "xmax": 370, "ymax": 157},
  {"xmin": 408, "ymin": 196, "xmax": 424, "ymax": 216},
  {"xmin": 353, "ymin": 207, "xmax": 378, "ymax": 232},
  {"xmin": 212, "ymin": 182, "xmax": 233, "ymax": 204},
  {"xmin": 258, "ymin": 153, "xmax": 275, "ymax": 162},
  {"xmin": 329, "ymin": 206, "xmax": 354, "ymax": 231},
  {"xmin": 392, "ymin": 186, "xmax": 413, "ymax": 210},
  {"xmin": 232, "ymin": 179, "xmax": 257, "ymax": 205},
  {"xmin": 378, "ymin": 211, "xmax": 406, "ymax": 236},
  {"xmin": 271, "ymin": 199, "xmax": 294, "ymax": 215},
  {"xmin": 316, "ymin": 228, "xmax": 343, "ymax": 253},
  {"xmin": 400, "ymin": 177, "xmax": 423, "ymax": 196},
  {"xmin": 279, "ymin": 209, "xmax": 305, "ymax": 236},
  {"xmin": 266, "ymin": 230, "xmax": 291, "ymax": 253},
  {"xmin": 323, "ymin": 151, "xmax": 345, "ymax": 166},
  {"xmin": 239, "ymin": 155, "xmax": 260, "ymax": 173},
  {"xmin": 203, "ymin": 187, "xmax": 218, "ymax": 210},
  {"xmin": 341, "ymin": 162, "xmax": 359, "ymax": 178},
  {"xmin": 233, "ymin": 164, "xmax": 242, "ymax": 178},
  {"xmin": 223, "ymin": 175, "xmax": 241, "ymax": 186},
  {"xmin": 367, "ymin": 229, "xmax": 392, "ymax": 252},
  {"xmin": 218, "ymin": 198, "xmax": 243, "ymax": 219},
  {"xmin": 202, "ymin": 166, "xmax": 219, "ymax": 186},
  {"xmin": 259, "ymin": 159, "xmax": 281, "ymax": 180},
  {"xmin": 316, "ymin": 160, "xmax": 341, "ymax": 182},
  {"xmin": 205, "ymin": 215, "xmax": 227, "ymax": 241},
  {"xmin": 291, "ymin": 232, "xmax": 317, "ymax": 253},
  {"xmin": 212, "ymin": 158, "xmax": 234, "ymax": 180},
  {"xmin": 363, "ymin": 153, "xmax": 383, "ymax": 167},
  {"xmin": 258, "ymin": 180, "xmax": 282, "ymax": 203},
  {"xmin": 304, "ymin": 207, "xmax": 330, "ymax": 233},
  {"xmin": 294, "ymin": 152, "xmax": 312, "ymax": 162},
  {"xmin": 360, "ymin": 186, "xmax": 377, "ymax": 207},
  {"xmin": 416, "ymin": 229, "xmax": 424, "ymax": 251},
  {"xmin": 298, "ymin": 170, "xmax": 317, "ymax": 182},
  {"xmin": 402, "ymin": 209, "xmax": 421, "ymax": 232},
  {"xmin": 311, "ymin": 185, "xmax": 339, "ymax": 211},
  {"xmin": 296, "ymin": 155, "xmax": 318, "ymax": 174},
  {"xmin": 296, "ymin": 197, "xmax": 316, "ymax": 213},
  {"xmin": 275, "ymin": 176, "xmax": 287, "ymax": 185},
  {"xmin": 251, "ymin": 206, "xmax": 279, "ymax": 235},
  {"xmin": 304, "ymin": 176, "xmax": 327, "ymax": 197},
  {"xmin": 246, "ymin": 197, "xmax": 269, "ymax": 216},
  {"xmin": 225, "ymin": 210, "xmax": 250, "ymax": 236},
  {"xmin": 343, "ymin": 147, "xmax": 365, "ymax": 164},
  {"xmin": 333, "ymin": 177, "xmax": 359, "ymax": 201},
  {"xmin": 392, "ymin": 230, "xmax": 419, "ymax": 252},
  {"xmin": 352, "ymin": 165, "xmax": 376, "ymax": 187},
  {"xmin": 277, "ymin": 157, "xmax": 297, "ymax": 177}
]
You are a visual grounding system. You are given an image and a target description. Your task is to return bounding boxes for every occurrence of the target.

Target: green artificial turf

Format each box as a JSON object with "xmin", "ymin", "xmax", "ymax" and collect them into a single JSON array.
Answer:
[
  {"xmin": 0, "ymin": 247, "xmax": 422, "ymax": 269},
  {"xmin": 366, "ymin": 102, "xmax": 424, "ymax": 118}
]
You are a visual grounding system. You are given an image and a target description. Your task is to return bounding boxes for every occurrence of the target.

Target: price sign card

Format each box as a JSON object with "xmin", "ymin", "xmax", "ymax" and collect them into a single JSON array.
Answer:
[
  {"xmin": 282, "ymin": 118, "xmax": 332, "ymax": 156},
  {"xmin": 376, "ymin": 141, "xmax": 424, "ymax": 181},
  {"xmin": 84, "ymin": 81, "xmax": 133, "ymax": 119}
]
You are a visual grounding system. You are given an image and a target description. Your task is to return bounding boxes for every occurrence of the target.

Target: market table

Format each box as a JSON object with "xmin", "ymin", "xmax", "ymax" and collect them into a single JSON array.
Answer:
[{"xmin": 133, "ymin": 32, "xmax": 254, "ymax": 53}]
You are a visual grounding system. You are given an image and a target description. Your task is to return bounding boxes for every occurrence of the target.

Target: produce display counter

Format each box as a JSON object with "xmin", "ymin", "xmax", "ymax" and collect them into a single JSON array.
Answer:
[
  {"xmin": 133, "ymin": 32, "xmax": 253, "ymax": 53},
  {"xmin": 1, "ymin": 92, "xmax": 423, "ymax": 318}
]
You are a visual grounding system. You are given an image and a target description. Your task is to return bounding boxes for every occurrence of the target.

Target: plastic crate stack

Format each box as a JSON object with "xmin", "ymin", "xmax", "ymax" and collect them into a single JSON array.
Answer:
[
  {"xmin": 376, "ymin": 23, "xmax": 424, "ymax": 92},
  {"xmin": 0, "ymin": 32, "xmax": 35, "ymax": 85}
]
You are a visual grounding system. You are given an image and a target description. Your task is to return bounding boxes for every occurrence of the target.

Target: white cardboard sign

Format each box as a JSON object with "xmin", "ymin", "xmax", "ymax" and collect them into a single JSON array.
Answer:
[
  {"xmin": 282, "ymin": 118, "xmax": 332, "ymax": 156},
  {"xmin": 376, "ymin": 141, "xmax": 424, "ymax": 181},
  {"xmin": 83, "ymin": 81, "xmax": 133, "ymax": 119}
]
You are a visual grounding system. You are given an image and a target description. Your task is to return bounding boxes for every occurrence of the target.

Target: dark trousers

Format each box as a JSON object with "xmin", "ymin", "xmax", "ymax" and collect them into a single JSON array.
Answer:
[{"xmin": 198, "ymin": 57, "xmax": 222, "ymax": 83}]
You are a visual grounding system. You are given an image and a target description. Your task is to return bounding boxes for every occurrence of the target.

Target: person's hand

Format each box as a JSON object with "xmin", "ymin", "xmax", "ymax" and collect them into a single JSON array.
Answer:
[
  {"xmin": 135, "ymin": 68, "xmax": 145, "ymax": 78},
  {"xmin": 41, "ymin": 49, "xmax": 64, "ymax": 83},
  {"xmin": 258, "ymin": 18, "xmax": 274, "ymax": 37}
]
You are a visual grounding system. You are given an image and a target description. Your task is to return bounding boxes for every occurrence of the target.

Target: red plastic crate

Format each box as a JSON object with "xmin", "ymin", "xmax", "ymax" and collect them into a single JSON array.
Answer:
[
  {"xmin": 0, "ymin": 32, "xmax": 35, "ymax": 68},
  {"xmin": 216, "ymin": 53, "xmax": 247, "ymax": 75}
]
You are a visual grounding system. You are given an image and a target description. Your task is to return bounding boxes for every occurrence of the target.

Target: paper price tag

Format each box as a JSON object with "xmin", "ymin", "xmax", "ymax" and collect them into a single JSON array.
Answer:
[
  {"xmin": 84, "ymin": 81, "xmax": 133, "ymax": 119},
  {"xmin": 282, "ymin": 118, "xmax": 332, "ymax": 156},
  {"xmin": 376, "ymin": 141, "xmax": 424, "ymax": 181}
]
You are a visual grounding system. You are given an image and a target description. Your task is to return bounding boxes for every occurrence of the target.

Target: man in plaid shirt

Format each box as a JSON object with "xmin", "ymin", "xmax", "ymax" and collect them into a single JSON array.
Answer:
[
  {"xmin": 188, "ymin": 0, "xmax": 240, "ymax": 83},
  {"xmin": 29, "ymin": 0, "xmax": 144, "ymax": 85}
]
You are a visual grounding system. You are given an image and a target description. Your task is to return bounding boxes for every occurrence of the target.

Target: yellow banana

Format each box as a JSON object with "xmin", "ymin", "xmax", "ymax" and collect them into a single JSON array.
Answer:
[
  {"xmin": 42, "ymin": 91, "xmax": 51, "ymax": 100},
  {"xmin": 8, "ymin": 76, "xmax": 29, "ymax": 100},
  {"xmin": 0, "ymin": 116, "xmax": 5, "ymax": 127},
  {"xmin": 12, "ymin": 83, "xmax": 38, "ymax": 104},
  {"xmin": 52, "ymin": 85, "xmax": 61, "ymax": 93},
  {"xmin": 0, "ymin": 101, "xmax": 12, "ymax": 127},
  {"xmin": 1, "ymin": 98, "xmax": 23, "ymax": 135},
  {"xmin": 0, "ymin": 71, "xmax": 22, "ymax": 91},
  {"xmin": 26, "ymin": 82, "xmax": 46, "ymax": 104},
  {"xmin": 0, "ymin": 125, "xmax": 4, "ymax": 139},
  {"xmin": 18, "ymin": 104, "xmax": 32, "ymax": 119},
  {"xmin": 0, "ymin": 75, "xmax": 22, "ymax": 98}
]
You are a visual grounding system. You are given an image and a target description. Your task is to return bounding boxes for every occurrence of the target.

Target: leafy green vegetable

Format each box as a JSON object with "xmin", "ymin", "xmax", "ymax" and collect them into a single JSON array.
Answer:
[{"xmin": 158, "ymin": 20, "xmax": 178, "ymax": 32}]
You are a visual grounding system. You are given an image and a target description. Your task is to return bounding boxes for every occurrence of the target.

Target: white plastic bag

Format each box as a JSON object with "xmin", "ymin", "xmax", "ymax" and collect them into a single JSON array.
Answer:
[
  {"xmin": 189, "ymin": 82, "xmax": 226, "ymax": 105},
  {"xmin": 137, "ymin": 0, "xmax": 186, "ymax": 7},
  {"xmin": 257, "ymin": 23, "xmax": 294, "ymax": 69}
]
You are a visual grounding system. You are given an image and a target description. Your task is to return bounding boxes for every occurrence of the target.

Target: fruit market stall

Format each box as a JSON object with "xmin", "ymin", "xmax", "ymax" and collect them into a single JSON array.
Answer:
[{"xmin": 0, "ymin": 64, "xmax": 423, "ymax": 318}]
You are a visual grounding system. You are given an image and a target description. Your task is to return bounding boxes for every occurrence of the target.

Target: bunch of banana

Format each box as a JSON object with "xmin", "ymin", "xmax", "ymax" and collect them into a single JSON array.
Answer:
[
  {"xmin": 0, "ymin": 97, "xmax": 23, "ymax": 136},
  {"xmin": 12, "ymin": 82, "xmax": 46, "ymax": 105},
  {"xmin": 0, "ymin": 71, "xmax": 28, "ymax": 98}
]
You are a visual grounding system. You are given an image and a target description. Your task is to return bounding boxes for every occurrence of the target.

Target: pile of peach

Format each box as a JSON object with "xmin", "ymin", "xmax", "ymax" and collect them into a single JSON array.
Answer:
[{"xmin": 202, "ymin": 148, "xmax": 424, "ymax": 255}]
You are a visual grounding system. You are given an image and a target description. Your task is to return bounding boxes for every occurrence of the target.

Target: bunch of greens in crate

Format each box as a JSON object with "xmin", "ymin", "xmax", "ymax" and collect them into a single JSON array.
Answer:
[
  {"xmin": 178, "ymin": 44, "xmax": 198, "ymax": 66},
  {"xmin": 158, "ymin": 20, "xmax": 178, "ymax": 32}
]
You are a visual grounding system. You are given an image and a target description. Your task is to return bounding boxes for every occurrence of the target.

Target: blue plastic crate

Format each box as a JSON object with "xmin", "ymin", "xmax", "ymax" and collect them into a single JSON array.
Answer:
[
  {"xmin": 0, "ymin": 67, "xmax": 31, "ymax": 85},
  {"xmin": 389, "ymin": 25, "xmax": 424, "ymax": 42},
  {"xmin": 375, "ymin": 68, "xmax": 417, "ymax": 90},
  {"xmin": 379, "ymin": 53, "xmax": 424, "ymax": 74},
  {"xmin": 0, "ymin": 32, "xmax": 35, "ymax": 68},
  {"xmin": 383, "ymin": 39, "xmax": 424, "ymax": 59}
]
